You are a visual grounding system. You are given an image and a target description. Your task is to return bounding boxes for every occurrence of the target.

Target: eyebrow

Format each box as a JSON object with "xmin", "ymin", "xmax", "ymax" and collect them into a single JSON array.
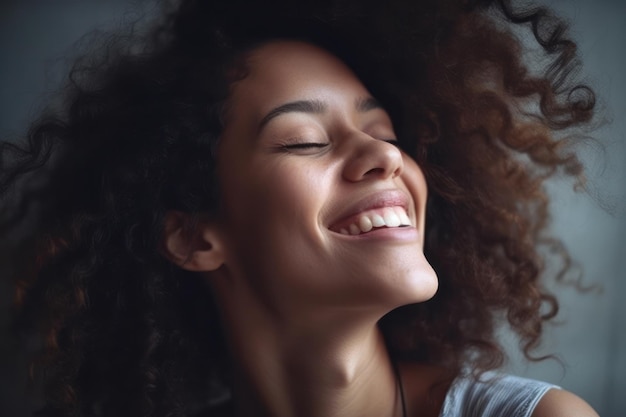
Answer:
[
  {"xmin": 258, "ymin": 96, "xmax": 384, "ymax": 131},
  {"xmin": 355, "ymin": 96, "xmax": 383, "ymax": 112},
  {"xmin": 259, "ymin": 100, "xmax": 326, "ymax": 130}
]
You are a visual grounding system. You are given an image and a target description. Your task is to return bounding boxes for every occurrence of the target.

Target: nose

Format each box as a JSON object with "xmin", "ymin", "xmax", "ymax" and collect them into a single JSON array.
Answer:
[{"xmin": 342, "ymin": 133, "xmax": 404, "ymax": 182}]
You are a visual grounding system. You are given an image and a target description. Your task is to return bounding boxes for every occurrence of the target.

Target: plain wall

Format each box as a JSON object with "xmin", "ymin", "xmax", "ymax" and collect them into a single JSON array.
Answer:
[{"xmin": 1, "ymin": 1, "xmax": 624, "ymax": 416}]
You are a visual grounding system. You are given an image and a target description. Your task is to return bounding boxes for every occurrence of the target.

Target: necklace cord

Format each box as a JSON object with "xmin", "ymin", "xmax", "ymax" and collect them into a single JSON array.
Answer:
[{"xmin": 392, "ymin": 360, "xmax": 408, "ymax": 417}]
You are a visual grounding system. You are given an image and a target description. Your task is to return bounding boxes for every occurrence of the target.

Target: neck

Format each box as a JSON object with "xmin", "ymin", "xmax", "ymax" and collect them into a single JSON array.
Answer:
[
  {"xmin": 236, "ymin": 325, "xmax": 402, "ymax": 417},
  {"xmin": 212, "ymin": 282, "xmax": 404, "ymax": 417}
]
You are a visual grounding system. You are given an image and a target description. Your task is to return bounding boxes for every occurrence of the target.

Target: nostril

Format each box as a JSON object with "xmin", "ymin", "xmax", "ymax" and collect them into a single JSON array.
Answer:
[{"xmin": 363, "ymin": 167, "xmax": 386, "ymax": 177}]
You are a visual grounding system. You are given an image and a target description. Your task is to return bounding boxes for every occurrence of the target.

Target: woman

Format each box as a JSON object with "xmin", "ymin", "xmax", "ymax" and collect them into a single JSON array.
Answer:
[{"xmin": 0, "ymin": 0, "xmax": 601, "ymax": 416}]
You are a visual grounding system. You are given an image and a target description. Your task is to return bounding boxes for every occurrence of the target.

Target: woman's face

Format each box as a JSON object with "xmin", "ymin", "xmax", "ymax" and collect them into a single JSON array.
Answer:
[{"xmin": 213, "ymin": 41, "xmax": 437, "ymax": 321}]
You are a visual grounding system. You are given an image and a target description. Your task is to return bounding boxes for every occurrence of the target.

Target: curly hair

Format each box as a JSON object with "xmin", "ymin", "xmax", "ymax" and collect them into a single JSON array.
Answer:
[{"xmin": 0, "ymin": 0, "xmax": 595, "ymax": 416}]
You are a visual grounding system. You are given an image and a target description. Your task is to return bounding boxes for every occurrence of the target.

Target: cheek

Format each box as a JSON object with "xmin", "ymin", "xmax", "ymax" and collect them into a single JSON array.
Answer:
[
  {"xmin": 216, "ymin": 159, "xmax": 340, "ymax": 306},
  {"xmin": 219, "ymin": 157, "xmax": 327, "ymax": 236},
  {"xmin": 402, "ymin": 155, "xmax": 428, "ymax": 206}
]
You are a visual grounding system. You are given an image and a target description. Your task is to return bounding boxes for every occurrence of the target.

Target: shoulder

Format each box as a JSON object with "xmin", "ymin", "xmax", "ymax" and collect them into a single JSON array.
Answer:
[
  {"xmin": 440, "ymin": 372, "xmax": 560, "ymax": 417},
  {"xmin": 532, "ymin": 388, "xmax": 600, "ymax": 417}
]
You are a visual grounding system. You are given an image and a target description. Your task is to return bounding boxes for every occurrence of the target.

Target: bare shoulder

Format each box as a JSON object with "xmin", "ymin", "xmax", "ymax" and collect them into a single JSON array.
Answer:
[{"xmin": 532, "ymin": 388, "xmax": 600, "ymax": 417}]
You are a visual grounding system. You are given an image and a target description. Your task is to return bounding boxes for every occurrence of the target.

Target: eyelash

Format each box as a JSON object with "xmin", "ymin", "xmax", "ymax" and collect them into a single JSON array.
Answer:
[{"xmin": 282, "ymin": 142, "xmax": 329, "ymax": 150}]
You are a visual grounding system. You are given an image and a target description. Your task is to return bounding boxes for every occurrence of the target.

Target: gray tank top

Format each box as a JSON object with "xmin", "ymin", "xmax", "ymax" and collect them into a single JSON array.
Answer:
[{"xmin": 439, "ymin": 372, "xmax": 560, "ymax": 417}]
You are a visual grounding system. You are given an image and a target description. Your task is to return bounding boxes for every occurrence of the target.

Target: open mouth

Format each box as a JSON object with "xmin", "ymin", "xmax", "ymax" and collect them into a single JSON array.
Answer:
[{"xmin": 330, "ymin": 206, "xmax": 412, "ymax": 236}]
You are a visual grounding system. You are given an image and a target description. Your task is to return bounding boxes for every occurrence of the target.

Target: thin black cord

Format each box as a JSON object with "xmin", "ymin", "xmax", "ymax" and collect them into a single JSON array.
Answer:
[{"xmin": 392, "ymin": 360, "xmax": 408, "ymax": 417}]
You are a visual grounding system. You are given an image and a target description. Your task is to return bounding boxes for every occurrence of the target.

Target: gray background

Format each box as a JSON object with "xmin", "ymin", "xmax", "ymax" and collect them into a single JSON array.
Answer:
[{"xmin": 1, "ymin": 0, "xmax": 624, "ymax": 416}]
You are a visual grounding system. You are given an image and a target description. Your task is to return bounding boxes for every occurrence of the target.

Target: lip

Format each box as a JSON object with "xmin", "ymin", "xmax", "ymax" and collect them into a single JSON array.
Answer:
[
  {"xmin": 327, "ymin": 189, "xmax": 414, "ymax": 233},
  {"xmin": 333, "ymin": 225, "xmax": 420, "ymax": 242}
]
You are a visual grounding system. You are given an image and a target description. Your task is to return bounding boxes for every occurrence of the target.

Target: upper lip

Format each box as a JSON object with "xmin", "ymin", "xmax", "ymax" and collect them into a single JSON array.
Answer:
[{"xmin": 327, "ymin": 189, "xmax": 413, "ymax": 231}]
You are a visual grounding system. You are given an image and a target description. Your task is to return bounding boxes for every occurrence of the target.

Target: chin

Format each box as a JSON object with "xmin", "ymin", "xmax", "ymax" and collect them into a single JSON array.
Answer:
[{"xmin": 386, "ymin": 266, "xmax": 439, "ymax": 309}]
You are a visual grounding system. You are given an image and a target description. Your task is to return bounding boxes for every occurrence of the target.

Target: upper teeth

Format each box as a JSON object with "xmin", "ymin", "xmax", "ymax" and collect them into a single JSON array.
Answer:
[{"xmin": 339, "ymin": 207, "xmax": 412, "ymax": 235}]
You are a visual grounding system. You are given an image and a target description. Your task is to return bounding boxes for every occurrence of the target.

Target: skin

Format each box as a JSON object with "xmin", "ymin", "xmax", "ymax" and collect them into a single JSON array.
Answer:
[
  {"xmin": 163, "ymin": 41, "xmax": 599, "ymax": 417},
  {"xmin": 214, "ymin": 40, "xmax": 438, "ymax": 417},
  {"xmin": 214, "ymin": 41, "xmax": 437, "ymax": 321}
]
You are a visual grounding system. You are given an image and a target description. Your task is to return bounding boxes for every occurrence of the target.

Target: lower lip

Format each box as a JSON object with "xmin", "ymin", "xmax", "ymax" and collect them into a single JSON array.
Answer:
[{"xmin": 332, "ymin": 226, "xmax": 420, "ymax": 242}]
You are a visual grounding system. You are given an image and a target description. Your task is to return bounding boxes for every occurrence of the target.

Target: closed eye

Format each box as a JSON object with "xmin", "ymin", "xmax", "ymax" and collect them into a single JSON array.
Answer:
[{"xmin": 282, "ymin": 142, "xmax": 329, "ymax": 150}]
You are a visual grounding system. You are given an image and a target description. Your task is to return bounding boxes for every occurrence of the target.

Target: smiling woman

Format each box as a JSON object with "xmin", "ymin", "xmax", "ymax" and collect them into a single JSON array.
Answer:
[
  {"xmin": 190, "ymin": 40, "xmax": 436, "ymax": 332},
  {"xmin": 0, "ymin": 0, "xmax": 604, "ymax": 417}
]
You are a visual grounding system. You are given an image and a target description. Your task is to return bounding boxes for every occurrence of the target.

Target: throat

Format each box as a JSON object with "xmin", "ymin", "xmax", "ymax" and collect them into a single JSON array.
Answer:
[{"xmin": 231, "ymin": 325, "xmax": 404, "ymax": 417}]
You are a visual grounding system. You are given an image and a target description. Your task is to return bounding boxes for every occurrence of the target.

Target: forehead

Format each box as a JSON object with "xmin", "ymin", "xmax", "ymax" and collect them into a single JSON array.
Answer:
[{"xmin": 226, "ymin": 41, "xmax": 372, "ymax": 118}]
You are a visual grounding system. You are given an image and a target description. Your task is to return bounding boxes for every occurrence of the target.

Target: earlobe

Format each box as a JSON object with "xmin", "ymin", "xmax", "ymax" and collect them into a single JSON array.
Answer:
[{"xmin": 161, "ymin": 211, "xmax": 226, "ymax": 272}]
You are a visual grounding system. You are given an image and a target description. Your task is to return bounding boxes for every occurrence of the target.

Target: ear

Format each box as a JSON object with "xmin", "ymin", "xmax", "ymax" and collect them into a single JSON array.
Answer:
[{"xmin": 161, "ymin": 211, "xmax": 226, "ymax": 272}]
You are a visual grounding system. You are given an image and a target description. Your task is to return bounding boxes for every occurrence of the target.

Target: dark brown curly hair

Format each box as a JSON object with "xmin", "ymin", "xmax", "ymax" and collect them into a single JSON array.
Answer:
[{"xmin": 0, "ymin": 0, "xmax": 595, "ymax": 416}]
